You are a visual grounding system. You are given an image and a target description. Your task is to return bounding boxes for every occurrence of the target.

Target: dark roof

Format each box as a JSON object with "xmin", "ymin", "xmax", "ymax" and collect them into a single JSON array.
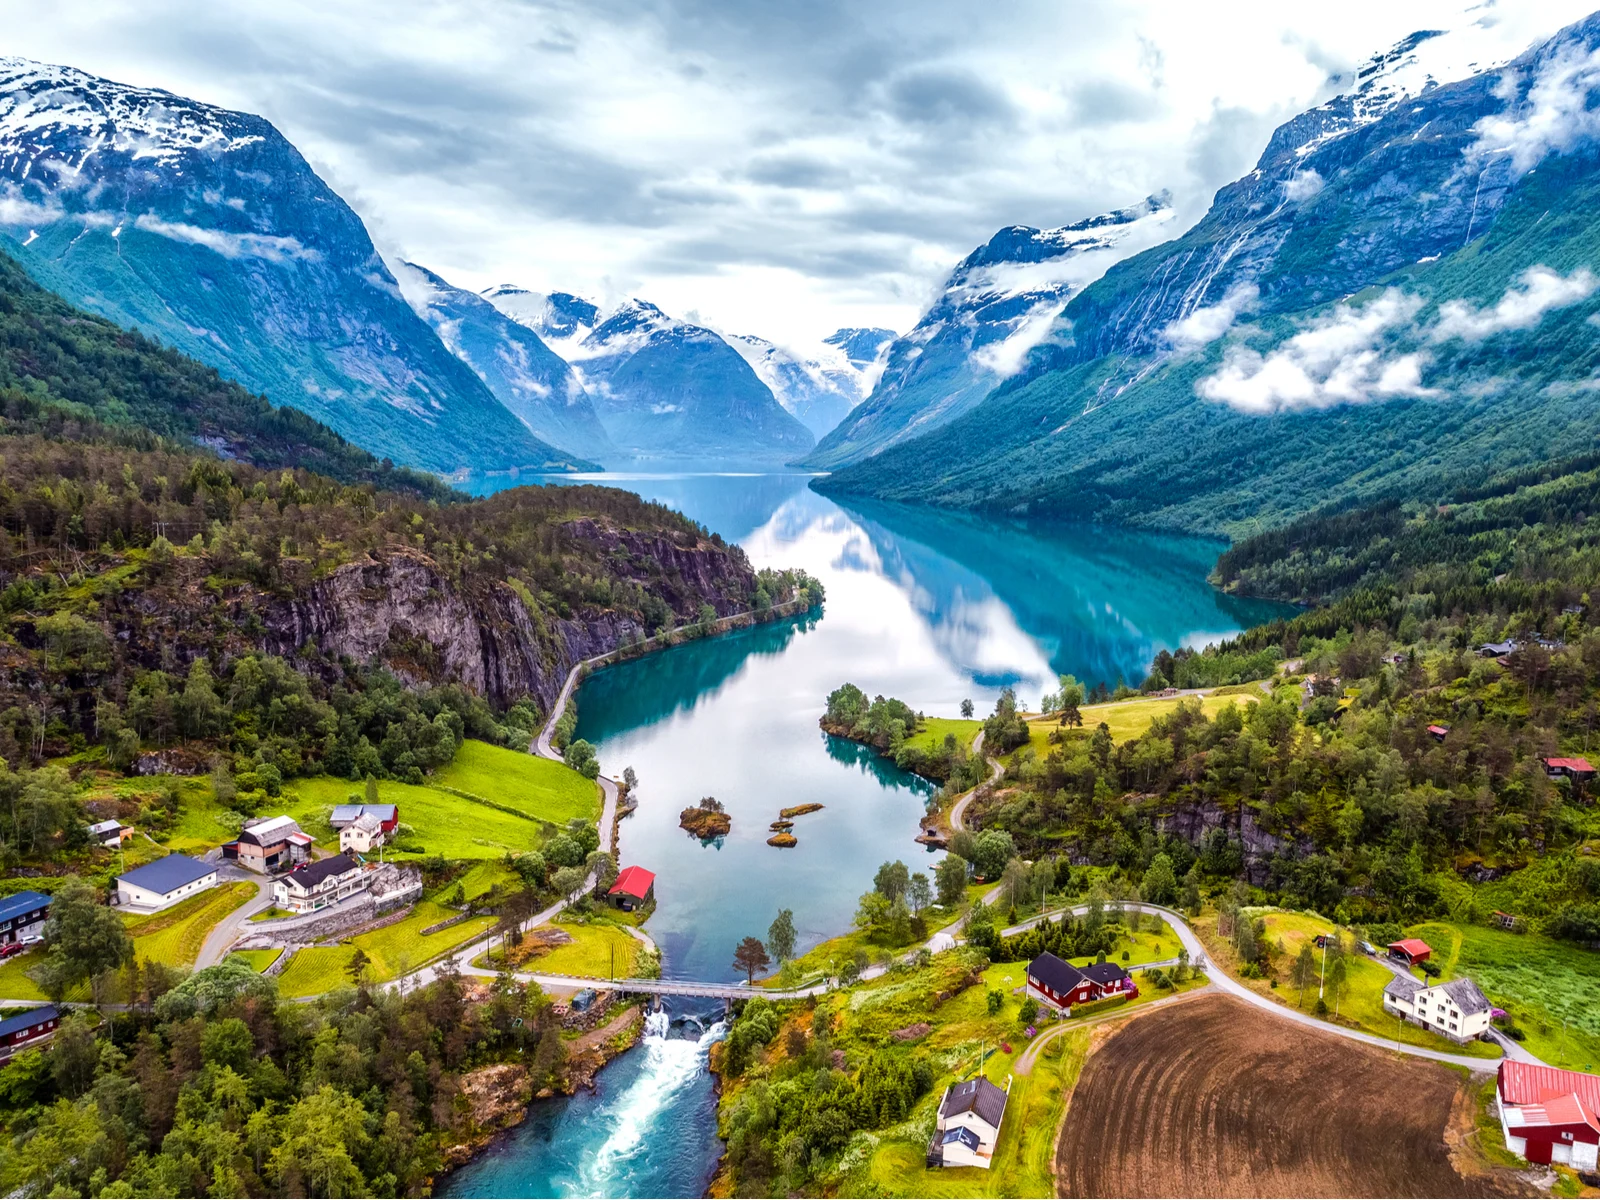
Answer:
[
  {"xmin": 1384, "ymin": 974, "xmax": 1425, "ymax": 1001},
  {"xmin": 0, "ymin": 1005, "xmax": 58, "ymax": 1038},
  {"xmin": 941, "ymin": 1126, "xmax": 981, "ymax": 1151},
  {"xmin": 283, "ymin": 853, "xmax": 362, "ymax": 892},
  {"xmin": 1027, "ymin": 951, "xmax": 1084, "ymax": 994},
  {"xmin": 1441, "ymin": 977, "xmax": 1491, "ymax": 1016},
  {"xmin": 118, "ymin": 853, "xmax": 214, "ymax": 895},
  {"xmin": 1082, "ymin": 961, "xmax": 1130, "ymax": 986},
  {"xmin": 939, "ymin": 1076, "xmax": 1007, "ymax": 1129},
  {"xmin": 0, "ymin": 891, "xmax": 51, "ymax": 924}
]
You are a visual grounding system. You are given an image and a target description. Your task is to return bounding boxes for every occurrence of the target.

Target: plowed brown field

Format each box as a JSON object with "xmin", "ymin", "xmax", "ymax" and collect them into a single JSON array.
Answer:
[{"xmin": 1055, "ymin": 994, "xmax": 1526, "ymax": 1198}]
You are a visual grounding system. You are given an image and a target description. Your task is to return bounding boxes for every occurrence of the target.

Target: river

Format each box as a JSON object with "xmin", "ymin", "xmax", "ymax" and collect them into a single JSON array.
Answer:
[{"xmin": 440, "ymin": 470, "xmax": 1289, "ymax": 1198}]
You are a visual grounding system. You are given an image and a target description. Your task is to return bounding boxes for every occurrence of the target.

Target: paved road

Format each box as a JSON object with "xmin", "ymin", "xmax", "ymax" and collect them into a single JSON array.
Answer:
[
  {"xmin": 533, "ymin": 656, "xmax": 621, "ymax": 852},
  {"xmin": 194, "ymin": 874, "xmax": 276, "ymax": 969},
  {"xmin": 947, "ymin": 731, "xmax": 1002, "ymax": 836}
]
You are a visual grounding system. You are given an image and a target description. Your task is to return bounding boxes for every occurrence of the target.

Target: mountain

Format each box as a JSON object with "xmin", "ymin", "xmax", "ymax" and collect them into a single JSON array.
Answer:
[
  {"xmin": 486, "ymin": 289, "xmax": 815, "ymax": 463},
  {"xmin": 803, "ymin": 195, "xmax": 1177, "ymax": 469},
  {"xmin": 818, "ymin": 17, "xmax": 1600, "ymax": 534},
  {"xmin": 724, "ymin": 327, "xmax": 895, "ymax": 438},
  {"xmin": 0, "ymin": 57, "xmax": 586, "ymax": 476},
  {"xmin": 393, "ymin": 263, "xmax": 617, "ymax": 462}
]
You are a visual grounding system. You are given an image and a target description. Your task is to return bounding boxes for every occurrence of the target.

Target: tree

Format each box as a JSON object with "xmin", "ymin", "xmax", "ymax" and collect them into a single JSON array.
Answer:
[
  {"xmin": 733, "ymin": 936, "xmax": 770, "ymax": 984},
  {"xmin": 346, "ymin": 947, "xmax": 372, "ymax": 986},
  {"xmin": 1291, "ymin": 945, "xmax": 1317, "ymax": 1008},
  {"xmin": 873, "ymin": 860, "xmax": 910, "ymax": 903},
  {"xmin": 1140, "ymin": 853, "xmax": 1179, "ymax": 906},
  {"xmin": 1000, "ymin": 857, "xmax": 1030, "ymax": 911},
  {"xmin": 854, "ymin": 891, "xmax": 891, "ymax": 932},
  {"xmin": 39, "ymin": 878, "xmax": 132, "ymax": 1002},
  {"xmin": 564, "ymin": 738, "xmax": 600, "ymax": 780},
  {"xmin": 365, "ymin": 775, "xmax": 380, "ymax": 805},
  {"xmin": 961, "ymin": 698, "xmax": 974, "ymax": 719},
  {"xmin": 622, "ymin": 766, "xmax": 639, "ymax": 792},
  {"xmin": 907, "ymin": 873, "xmax": 932, "ymax": 915},
  {"xmin": 551, "ymin": 866, "xmax": 587, "ymax": 900},
  {"xmin": 885, "ymin": 898, "xmax": 912, "ymax": 946},
  {"xmin": 767, "ymin": 909, "xmax": 797, "ymax": 962},
  {"xmin": 935, "ymin": 855, "xmax": 968, "ymax": 907},
  {"xmin": 971, "ymin": 829, "xmax": 1015, "ymax": 879},
  {"xmin": 178, "ymin": 657, "xmax": 226, "ymax": 739},
  {"xmin": 1327, "ymin": 955, "xmax": 1348, "ymax": 1017}
]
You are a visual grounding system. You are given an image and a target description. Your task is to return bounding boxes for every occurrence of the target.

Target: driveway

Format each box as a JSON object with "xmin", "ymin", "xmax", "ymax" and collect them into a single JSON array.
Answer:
[{"xmin": 194, "ymin": 871, "xmax": 277, "ymax": 969}]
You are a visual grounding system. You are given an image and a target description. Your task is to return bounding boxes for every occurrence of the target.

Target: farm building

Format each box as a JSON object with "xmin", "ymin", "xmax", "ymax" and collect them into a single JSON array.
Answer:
[
  {"xmin": 928, "ymin": 1076, "xmax": 1009, "ymax": 1169},
  {"xmin": 1381, "ymin": 975, "xmax": 1493, "ymax": 1043},
  {"xmin": 1025, "ymin": 952, "xmax": 1132, "ymax": 1012},
  {"xmin": 339, "ymin": 812, "xmax": 388, "ymax": 855},
  {"xmin": 116, "ymin": 854, "xmax": 218, "ymax": 912},
  {"xmin": 87, "ymin": 819, "xmax": 128, "ymax": 847},
  {"xmin": 329, "ymin": 803, "xmax": 399, "ymax": 833},
  {"xmin": 608, "ymin": 865, "xmax": 656, "ymax": 911},
  {"xmin": 223, "ymin": 815, "xmax": 313, "ymax": 874},
  {"xmin": 1427, "ymin": 725, "xmax": 1449, "ymax": 741},
  {"xmin": 0, "ymin": 890, "xmax": 50, "ymax": 945},
  {"xmin": 274, "ymin": 853, "xmax": 368, "ymax": 914},
  {"xmin": 0, "ymin": 1005, "xmax": 60, "ymax": 1059},
  {"xmin": 1543, "ymin": 757, "xmax": 1596, "ymax": 784},
  {"xmin": 1497, "ymin": 1061, "xmax": 1600, "ymax": 1170},
  {"xmin": 1387, "ymin": 938, "xmax": 1432, "ymax": 966}
]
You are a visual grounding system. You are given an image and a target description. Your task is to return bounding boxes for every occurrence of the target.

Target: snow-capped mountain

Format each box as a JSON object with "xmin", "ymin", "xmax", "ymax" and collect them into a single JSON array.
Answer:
[
  {"xmin": 488, "ymin": 292, "xmax": 814, "ymax": 462},
  {"xmin": 819, "ymin": 12, "xmax": 1600, "ymax": 533},
  {"xmin": 724, "ymin": 327, "xmax": 895, "ymax": 438},
  {"xmin": 394, "ymin": 264, "xmax": 616, "ymax": 462},
  {"xmin": 0, "ymin": 57, "xmax": 581, "ymax": 474},
  {"xmin": 803, "ymin": 194, "xmax": 1177, "ymax": 469}
]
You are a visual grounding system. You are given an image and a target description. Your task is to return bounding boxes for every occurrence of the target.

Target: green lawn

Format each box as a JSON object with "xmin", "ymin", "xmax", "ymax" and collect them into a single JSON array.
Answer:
[
  {"xmin": 903, "ymin": 718, "xmax": 982, "ymax": 756},
  {"xmin": 275, "ymin": 900, "xmax": 495, "ymax": 998},
  {"xmin": 0, "ymin": 952, "xmax": 54, "ymax": 1001},
  {"xmin": 432, "ymin": 741, "xmax": 600, "ymax": 825},
  {"xmin": 1025, "ymin": 692, "xmax": 1246, "ymax": 754},
  {"xmin": 231, "ymin": 949, "xmax": 283, "ymax": 974},
  {"xmin": 516, "ymin": 919, "xmax": 640, "ymax": 979},
  {"xmin": 1408, "ymin": 920, "xmax": 1600, "ymax": 1071},
  {"xmin": 125, "ymin": 882, "xmax": 257, "ymax": 968},
  {"xmin": 440, "ymin": 861, "xmax": 520, "ymax": 904}
]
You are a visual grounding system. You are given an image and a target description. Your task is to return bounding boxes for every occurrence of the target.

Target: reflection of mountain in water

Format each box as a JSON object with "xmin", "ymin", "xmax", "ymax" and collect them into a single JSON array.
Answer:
[
  {"xmin": 832, "ymin": 498, "xmax": 1293, "ymax": 690},
  {"xmin": 574, "ymin": 613, "xmax": 812, "ymax": 743}
]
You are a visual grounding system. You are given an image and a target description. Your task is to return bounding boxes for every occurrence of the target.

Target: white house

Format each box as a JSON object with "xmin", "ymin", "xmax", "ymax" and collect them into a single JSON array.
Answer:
[
  {"xmin": 1382, "ymin": 974, "xmax": 1493, "ymax": 1043},
  {"xmin": 116, "ymin": 854, "xmax": 218, "ymax": 912},
  {"xmin": 339, "ymin": 812, "xmax": 387, "ymax": 855},
  {"xmin": 929, "ymin": 1076, "xmax": 1009, "ymax": 1169},
  {"xmin": 1497, "ymin": 1061, "xmax": 1600, "ymax": 1170},
  {"xmin": 274, "ymin": 853, "xmax": 368, "ymax": 914},
  {"xmin": 87, "ymin": 819, "xmax": 125, "ymax": 847}
]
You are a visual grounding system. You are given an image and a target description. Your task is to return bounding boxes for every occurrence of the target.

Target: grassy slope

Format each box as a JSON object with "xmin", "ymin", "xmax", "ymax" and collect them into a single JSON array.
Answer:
[
  {"xmin": 232, "ymin": 949, "xmax": 283, "ymax": 973},
  {"xmin": 903, "ymin": 719, "xmax": 983, "ymax": 756},
  {"xmin": 1021, "ymin": 693, "xmax": 1247, "ymax": 758},
  {"xmin": 275, "ymin": 901, "xmax": 495, "ymax": 998},
  {"xmin": 125, "ymin": 882, "xmax": 256, "ymax": 968},
  {"xmin": 521, "ymin": 919, "xmax": 640, "ymax": 979}
]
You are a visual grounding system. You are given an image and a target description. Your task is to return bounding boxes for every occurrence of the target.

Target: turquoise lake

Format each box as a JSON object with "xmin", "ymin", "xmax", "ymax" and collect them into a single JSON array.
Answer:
[{"xmin": 440, "ymin": 471, "xmax": 1289, "ymax": 1198}]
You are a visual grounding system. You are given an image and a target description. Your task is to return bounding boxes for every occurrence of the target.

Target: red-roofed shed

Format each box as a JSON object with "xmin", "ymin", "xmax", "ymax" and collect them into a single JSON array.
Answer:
[
  {"xmin": 608, "ymin": 865, "xmax": 656, "ymax": 911},
  {"xmin": 1543, "ymin": 757, "xmax": 1596, "ymax": 781},
  {"xmin": 1427, "ymin": 725, "xmax": 1449, "ymax": 740},
  {"xmin": 1498, "ymin": 1061, "xmax": 1600, "ymax": 1170},
  {"xmin": 1387, "ymin": 938, "xmax": 1432, "ymax": 965}
]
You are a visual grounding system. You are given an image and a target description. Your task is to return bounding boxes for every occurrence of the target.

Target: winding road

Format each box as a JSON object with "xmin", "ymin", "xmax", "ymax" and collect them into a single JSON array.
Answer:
[{"xmin": 947, "ymin": 730, "xmax": 1002, "ymax": 835}]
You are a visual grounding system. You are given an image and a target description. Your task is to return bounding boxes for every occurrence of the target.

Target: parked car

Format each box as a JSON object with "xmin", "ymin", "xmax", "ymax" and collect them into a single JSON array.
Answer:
[
  {"xmin": 1357, "ymin": 940, "xmax": 1378, "ymax": 956},
  {"xmin": 0, "ymin": 942, "xmax": 21, "ymax": 959},
  {"xmin": 18, "ymin": 935, "xmax": 42, "ymax": 947}
]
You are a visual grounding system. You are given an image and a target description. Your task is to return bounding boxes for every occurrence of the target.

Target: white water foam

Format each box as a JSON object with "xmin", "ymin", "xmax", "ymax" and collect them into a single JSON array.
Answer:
[{"xmin": 570, "ymin": 1015, "xmax": 726, "ymax": 1197}]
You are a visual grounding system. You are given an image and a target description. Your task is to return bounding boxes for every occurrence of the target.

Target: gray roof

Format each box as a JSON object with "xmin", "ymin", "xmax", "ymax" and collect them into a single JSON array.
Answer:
[
  {"xmin": 330, "ymin": 803, "xmax": 397, "ymax": 827},
  {"xmin": 118, "ymin": 853, "xmax": 214, "ymax": 896},
  {"xmin": 1441, "ymin": 976, "xmax": 1491, "ymax": 1016},
  {"xmin": 1384, "ymin": 974, "xmax": 1425, "ymax": 1000},
  {"xmin": 282, "ymin": 853, "xmax": 361, "ymax": 893},
  {"xmin": 1027, "ymin": 951, "xmax": 1084, "ymax": 994},
  {"xmin": 1082, "ymin": 961, "xmax": 1130, "ymax": 986},
  {"xmin": 87, "ymin": 819, "xmax": 122, "ymax": 835},
  {"xmin": 939, "ymin": 1077, "xmax": 1007, "ymax": 1129}
]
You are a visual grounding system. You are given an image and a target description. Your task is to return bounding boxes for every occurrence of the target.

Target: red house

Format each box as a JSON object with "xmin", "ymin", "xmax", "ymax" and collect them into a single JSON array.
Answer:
[
  {"xmin": 0, "ymin": 1005, "xmax": 60, "ymax": 1059},
  {"xmin": 1426, "ymin": 725, "xmax": 1449, "ymax": 741},
  {"xmin": 1497, "ymin": 1061, "xmax": 1600, "ymax": 1170},
  {"xmin": 1543, "ymin": 757, "xmax": 1596, "ymax": 783},
  {"xmin": 608, "ymin": 865, "xmax": 656, "ymax": 912},
  {"xmin": 1026, "ymin": 953, "xmax": 1132, "ymax": 1011},
  {"xmin": 1387, "ymin": 938, "xmax": 1432, "ymax": 966}
]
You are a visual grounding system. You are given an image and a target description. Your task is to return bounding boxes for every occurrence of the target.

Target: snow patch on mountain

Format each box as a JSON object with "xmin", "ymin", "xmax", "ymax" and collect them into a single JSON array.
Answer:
[{"xmin": 723, "ymin": 327, "xmax": 895, "ymax": 436}]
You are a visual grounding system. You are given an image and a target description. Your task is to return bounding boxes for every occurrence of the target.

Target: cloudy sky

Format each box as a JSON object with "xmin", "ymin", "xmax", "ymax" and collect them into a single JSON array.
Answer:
[{"xmin": 6, "ymin": 0, "xmax": 1596, "ymax": 347}]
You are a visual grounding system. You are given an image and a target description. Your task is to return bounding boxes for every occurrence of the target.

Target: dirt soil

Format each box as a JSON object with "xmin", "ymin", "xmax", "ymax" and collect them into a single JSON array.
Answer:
[{"xmin": 1055, "ymin": 993, "xmax": 1532, "ymax": 1198}]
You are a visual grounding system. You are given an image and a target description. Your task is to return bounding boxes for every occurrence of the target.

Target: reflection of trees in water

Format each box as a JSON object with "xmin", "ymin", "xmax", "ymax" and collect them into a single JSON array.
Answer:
[
  {"xmin": 832, "ymin": 496, "xmax": 1294, "ymax": 690},
  {"xmin": 575, "ymin": 614, "xmax": 816, "ymax": 742},
  {"xmin": 821, "ymin": 734, "xmax": 934, "ymax": 795}
]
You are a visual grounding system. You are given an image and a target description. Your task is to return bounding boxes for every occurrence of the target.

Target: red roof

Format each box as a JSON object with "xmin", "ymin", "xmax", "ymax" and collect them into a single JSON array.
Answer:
[
  {"xmin": 1509, "ymin": 1094, "xmax": 1600, "ymax": 1136},
  {"xmin": 1388, "ymin": 938, "xmax": 1432, "ymax": 959},
  {"xmin": 1500, "ymin": 1061, "xmax": 1600, "ymax": 1112},
  {"xmin": 609, "ymin": 865, "xmax": 656, "ymax": 900},
  {"xmin": 1427, "ymin": 725, "xmax": 1449, "ymax": 736},
  {"xmin": 1544, "ymin": 756, "xmax": 1595, "ymax": 773}
]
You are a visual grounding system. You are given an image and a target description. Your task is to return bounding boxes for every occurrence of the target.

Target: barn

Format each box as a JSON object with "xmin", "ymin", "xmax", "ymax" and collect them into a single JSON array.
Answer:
[
  {"xmin": 1387, "ymin": 938, "xmax": 1432, "ymax": 966},
  {"xmin": 608, "ymin": 865, "xmax": 656, "ymax": 911},
  {"xmin": 116, "ymin": 853, "xmax": 218, "ymax": 912},
  {"xmin": 1497, "ymin": 1061, "xmax": 1600, "ymax": 1170}
]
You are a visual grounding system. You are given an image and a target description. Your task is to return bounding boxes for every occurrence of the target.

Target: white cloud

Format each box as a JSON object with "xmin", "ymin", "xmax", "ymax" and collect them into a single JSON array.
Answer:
[
  {"xmin": 0, "ymin": 189, "xmax": 64, "ymax": 227},
  {"xmin": 1433, "ymin": 264, "xmax": 1597, "ymax": 340},
  {"xmin": 131, "ymin": 214, "xmax": 319, "ymax": 262},
  {"xmin": 1282, "ymin": 168, "xmax": 1324, "ymax": 201},
  {"xmin": 1198, "ymin": 289, "xmax": 1431, "ymax": 413},
  {"xmin": 1164, "ymin": 282, "xmax": 1259, "ymax": 351},
  {"xmin": 1466, "ymin": 40, "xmax": 1600, "ymax": 177},
  {"xmin": 970, "ymin": 299, "xmax": 1069, "ymax": 377}
]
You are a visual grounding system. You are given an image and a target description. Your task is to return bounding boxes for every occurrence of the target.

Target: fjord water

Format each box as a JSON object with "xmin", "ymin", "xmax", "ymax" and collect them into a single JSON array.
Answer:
[{"xmin": 443, "ymin": 470, "xmax": 1287, "ymax": 1198}]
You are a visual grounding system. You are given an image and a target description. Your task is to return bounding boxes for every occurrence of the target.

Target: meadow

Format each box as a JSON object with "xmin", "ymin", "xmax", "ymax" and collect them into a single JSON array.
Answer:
[
  {"xmin": 125, "ymin": 882, "xmax": 256, "ymax": 967},
  {"xmin": 274, "ymin": 900, "xmax": 495, "ymax": 998}
]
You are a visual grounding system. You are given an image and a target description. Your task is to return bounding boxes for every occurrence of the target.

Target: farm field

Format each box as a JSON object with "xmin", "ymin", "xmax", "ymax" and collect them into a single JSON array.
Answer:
[
  {"xmin": 1056, "ymin": 994, "xmax": 1519, "ymax": 1197},
  {"xmin": 125, "ymin": 882, "xmax": 256, "ymax": 967},
  {"xmin": 902, "ymin": 717, "xmax": 981, "ymax": 756},
  {"xmin": 275, "ymin": 900, "xmax": 494, "ymax": 998},
  {"xmin": 1194, "ymin": 908, "xmax": 1499, "ymax": 1059},
  {"xmin": 513, "ymin": 919, "xmax": 641, "ymax": 979},
  {"xmin": 163, "ymin": 740, "xmax": 598, "ymax": 860},
  {"xmin": 1020, "ymin": 692, "xmax": 1247, "ymax": 756},
  {"xmin": 1408, "ymin": 919, "xmax": 1600, "ymax": 1071}
]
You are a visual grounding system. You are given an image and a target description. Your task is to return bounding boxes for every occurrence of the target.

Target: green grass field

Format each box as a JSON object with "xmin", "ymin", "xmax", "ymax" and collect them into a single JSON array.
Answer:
[
  {"xmin": 520, "ymin": 919, "xmax": 640, "ymax": 979},
  {"xmin": 903, "ymin": 718, "xmax": 982, "ymax": 756},
  {"xmin": 1408, "ymin": 920, "xmax": 1600, "ymax": 1071},
  {"xmin": 0, "ymin": 952, "xmax": 53, "ymax": 1001},
  {"xmin": 125, "ymin": 882, "xmax": 256, "ymax": 968},
  {"xmin": 1024, "ymin": 692, "xmax": 1252, "ymax": 755},
  {"xmin": 441, "ymin": 861, "xmax": 521, "ymax": 904},
  {"xmin": 275, "ymin": 900, "xmax": 495, "ymax": 998},
  {"xmin": 231, "ymin": 949, "xmax": 283, "ymax": 973},
  {"xmin": 165, "ymin": 740, "xmax": 599, "ymax": 862}
]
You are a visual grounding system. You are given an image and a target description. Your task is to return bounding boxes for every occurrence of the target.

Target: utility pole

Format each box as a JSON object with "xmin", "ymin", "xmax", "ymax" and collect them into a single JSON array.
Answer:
[{"xmin": 1319, "ymin": 938, "xmax": 1328, "ymax": 1000}]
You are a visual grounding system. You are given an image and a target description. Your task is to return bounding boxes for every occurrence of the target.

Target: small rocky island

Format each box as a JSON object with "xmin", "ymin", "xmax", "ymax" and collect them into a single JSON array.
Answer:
[{"xmin": 679, "ymin": 796, "xmax": 731, "ymax": 839}]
